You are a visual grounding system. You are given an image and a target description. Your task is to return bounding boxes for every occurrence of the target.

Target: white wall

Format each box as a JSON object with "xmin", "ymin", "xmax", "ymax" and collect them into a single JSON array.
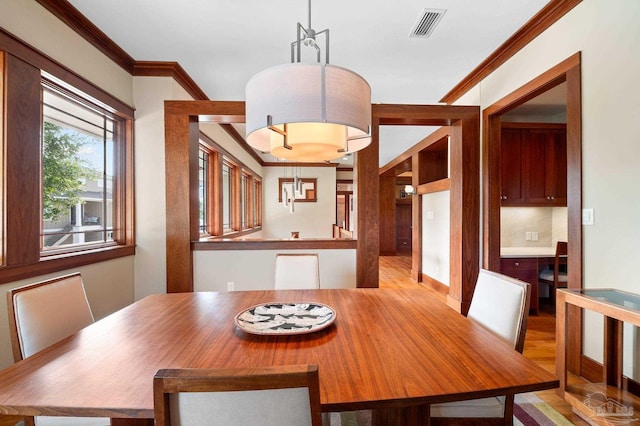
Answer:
[
  {"xmin": 133, "ymin": 77, "xmax": 183, "ymax": 299},
  {"xmin": 193, "ymin": 249, "xmax": 356, "ymax": 291},
  {"xmin": 422, "ymin": 191, "xmax": 450, "ymax": 286},
  {"xmin": 261, "ymin": 166, "xmax": 336, "ymax": 239},
  {"xmin": 455, "ymin": 0, "xmax": 640, "ymax": 375}
]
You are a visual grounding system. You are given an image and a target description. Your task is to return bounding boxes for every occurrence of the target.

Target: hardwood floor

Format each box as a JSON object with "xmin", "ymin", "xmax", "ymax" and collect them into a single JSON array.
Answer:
[{"xmin": 379, "ymin": 255, "xmax": 590, "ymax": 425}]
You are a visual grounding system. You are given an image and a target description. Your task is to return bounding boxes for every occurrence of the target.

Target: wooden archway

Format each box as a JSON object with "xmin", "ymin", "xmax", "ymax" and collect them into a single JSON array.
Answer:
[{"xmin": 164, "ymin": 101, "xmax": 479, "ymax": 313}]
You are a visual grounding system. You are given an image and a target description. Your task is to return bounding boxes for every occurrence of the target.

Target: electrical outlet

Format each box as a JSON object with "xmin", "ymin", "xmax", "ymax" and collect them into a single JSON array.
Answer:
[
  {"xmin": 531, "ymin": 231, "xmax": 539, "ymax": 241},
  {"xmin": 525, "ymin": 232, "xmax": 532, "ymax": 241},
  {"xmin": 227, "ymin": 282, "xmax": 235, "ymax": 291}
]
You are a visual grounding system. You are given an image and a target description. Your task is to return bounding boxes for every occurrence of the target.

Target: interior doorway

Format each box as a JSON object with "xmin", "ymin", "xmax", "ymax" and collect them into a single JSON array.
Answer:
[{"xmin": 483, "ymin": 53, "xmax": 583, "ymax": 373}]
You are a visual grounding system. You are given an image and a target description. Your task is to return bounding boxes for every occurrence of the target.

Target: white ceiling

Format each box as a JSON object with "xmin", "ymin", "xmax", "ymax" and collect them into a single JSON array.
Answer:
[{"xmin": 68, "ymin": 0, "xmax": 551, "ymax": 166}]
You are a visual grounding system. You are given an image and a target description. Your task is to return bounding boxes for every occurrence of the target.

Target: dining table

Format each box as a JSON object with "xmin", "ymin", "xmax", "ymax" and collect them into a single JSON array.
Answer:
[{"xmin": 0, "ymin": 288, "xmax": 558, "ymax": 425}]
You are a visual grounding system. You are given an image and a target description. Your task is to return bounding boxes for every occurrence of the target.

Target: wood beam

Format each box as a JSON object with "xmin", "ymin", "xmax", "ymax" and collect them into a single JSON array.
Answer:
[
  {"xmin": 356, "ymin": 117, "xmax": 380, "ymax": 287},
  {"xmin": 447, "ymin": 117, "xmax": 480, "ymax": 314},
  {"xmin": 164, "ymin": 113, "xmax": 199, "ymax": 293},
  {"xmin": 411, "ymin": 154, "xmax": 422, "ymax": 282}
]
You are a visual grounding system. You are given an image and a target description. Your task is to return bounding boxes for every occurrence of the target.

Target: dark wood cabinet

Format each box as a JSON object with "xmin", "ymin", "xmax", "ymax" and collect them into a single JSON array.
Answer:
[
  {"xmin": 500, "ymin": 257, "xmax": 539, "ymax": 315},
  {"xmin": 501, "ymin": 124, "xmax": 567, "ymax": 207},
  {"xmin": 395, "ymin": 204, "xmax": 412, "ymax": 253},
  {"xmin": 500, "ymin": 129, "xmax": 525, "ymax": 204}
]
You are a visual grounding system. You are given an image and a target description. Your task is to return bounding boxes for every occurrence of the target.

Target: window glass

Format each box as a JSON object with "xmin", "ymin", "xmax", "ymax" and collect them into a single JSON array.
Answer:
[{"xmin": 41, "ymin": 85, "xmax": 116, "ymax": 249}]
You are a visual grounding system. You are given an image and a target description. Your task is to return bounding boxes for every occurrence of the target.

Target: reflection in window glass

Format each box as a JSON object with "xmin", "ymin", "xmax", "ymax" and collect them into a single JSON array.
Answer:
[
  {"xmin": 41, "ymin": 84, "xmax": 115, "ymax": 249},
  {"xmin": 222, "ymin": 163, "xmax": 231, "ymax": 229},
  {"xmin": 199, "ymin": 150, "xmax": 208, "ymax": 233}
]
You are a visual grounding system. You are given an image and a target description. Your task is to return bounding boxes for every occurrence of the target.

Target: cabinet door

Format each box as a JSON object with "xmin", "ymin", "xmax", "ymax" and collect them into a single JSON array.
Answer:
[
  {"xmin": 522, "ymin": 127, "xmax": 568, "ymax": 207},
  {"xmin": 500, "ymin": 129, "xmax": 524, "ymax": 205},
  {"xmin": 523, "ymin": 129, "xmax": 549, "ymax": 205},
  {"xmin": 395, "ymin": 204, "xmax": 412, "ymax": 253},
  {"xmin": 547, "ymin": 129, "xmax": 567, "ymax": 206},
  {"xmin": 501, "ymin": 125, "xmax": 567, "ymax": 207}
]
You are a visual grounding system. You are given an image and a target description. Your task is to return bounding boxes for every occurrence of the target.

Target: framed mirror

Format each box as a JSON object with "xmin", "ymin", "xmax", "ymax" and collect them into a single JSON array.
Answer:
[{"xmin": 278, "ymin": 178, "xmax": 317, "ymax": 203}]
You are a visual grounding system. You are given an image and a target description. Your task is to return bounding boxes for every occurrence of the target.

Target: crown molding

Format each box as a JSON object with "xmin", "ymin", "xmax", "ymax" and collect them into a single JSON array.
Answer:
[
  {"xmin": 439, "ymin": 0, "xmax": 582, "ymax": 104},
  {"xmin": 133, "ymin": 61, "xmax": 208, "ymax": 100},
  {"xmin": 35, "ymin": 0, "xmax": 209, "ymax": 101}
]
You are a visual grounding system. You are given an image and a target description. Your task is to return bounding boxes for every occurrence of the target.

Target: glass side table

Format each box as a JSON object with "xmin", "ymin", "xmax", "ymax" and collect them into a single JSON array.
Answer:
[{"xmin": 556, "ymin": 288, "xmax": 640, "ymax": 424}]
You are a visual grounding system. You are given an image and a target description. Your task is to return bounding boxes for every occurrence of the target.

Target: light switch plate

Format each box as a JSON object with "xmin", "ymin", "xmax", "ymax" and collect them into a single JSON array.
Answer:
[{"xmin": 582, "ymin": 208, "xmax": 594, "ymax": 226}]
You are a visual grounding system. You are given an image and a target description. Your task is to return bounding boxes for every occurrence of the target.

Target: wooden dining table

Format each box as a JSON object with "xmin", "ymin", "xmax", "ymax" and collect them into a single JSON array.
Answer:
[{"xmin": 0, "ymin": 288, "xmax": 558, "ymax": 425}]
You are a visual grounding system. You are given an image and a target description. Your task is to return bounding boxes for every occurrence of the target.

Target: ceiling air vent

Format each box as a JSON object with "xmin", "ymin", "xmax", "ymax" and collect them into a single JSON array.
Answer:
[{"xmin": 409, "ymin": 8, "xmax": 446, "ymax": 38}]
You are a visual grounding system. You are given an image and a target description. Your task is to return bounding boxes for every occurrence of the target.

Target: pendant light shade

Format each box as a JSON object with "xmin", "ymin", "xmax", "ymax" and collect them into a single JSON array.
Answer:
[{"xmin": 245, "ymin": 2, "xmax": 372, "ymax": 162}]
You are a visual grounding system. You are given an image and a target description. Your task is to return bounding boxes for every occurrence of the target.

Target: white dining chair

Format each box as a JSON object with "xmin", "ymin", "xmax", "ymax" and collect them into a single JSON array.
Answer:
[
  {"xmin": 6, "ymin": 273, "xmax": 110, "ymax": 426},
  {"xmin": 153, "ymin": 365, "xmax": 324, "ymax": 426},
  {"xmin": 274, "ymin": 253, "xmax": 320, "ymax": 290},
  {"xmin": 428, "ymin": 269, "xmax": 531, "ymax": 426}
]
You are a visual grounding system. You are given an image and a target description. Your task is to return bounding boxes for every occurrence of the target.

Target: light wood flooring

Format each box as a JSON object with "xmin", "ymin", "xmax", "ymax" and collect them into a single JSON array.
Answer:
[{"xmin": 379, "ymin": 255, "xmax": 590, "ymax": 425}]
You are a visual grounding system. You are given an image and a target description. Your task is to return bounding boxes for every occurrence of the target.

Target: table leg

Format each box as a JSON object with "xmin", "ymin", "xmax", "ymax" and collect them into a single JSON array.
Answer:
[
  {"xmin": 604, "ymin": 316, "xmax": 623, "ymax": 388},
  {"xmin": 371, "ymin": 405, "xmax": 429, "ymax": 426},
  {"xmin": 555, "ymin": 291, "xmax": 567, "ymax": 396},
  {"xmin": 111, "ymin": 419, "xmax": 154, "ymax": 426}
]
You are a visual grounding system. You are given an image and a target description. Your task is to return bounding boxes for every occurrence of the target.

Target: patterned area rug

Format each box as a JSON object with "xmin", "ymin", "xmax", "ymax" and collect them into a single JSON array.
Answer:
[
  {"xmin": 514, "ymin": 393, "xmax": 574, "ymax": 426},
  {"xmin": 328, "ymin": 393, "xmax": 574, "ymax": 426}
]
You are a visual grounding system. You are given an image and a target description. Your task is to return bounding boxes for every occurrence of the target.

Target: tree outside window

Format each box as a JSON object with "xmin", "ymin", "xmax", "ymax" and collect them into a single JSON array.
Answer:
[{"xmin": 42, "ymin": 83, "xmax": 115, "ymax": 249}]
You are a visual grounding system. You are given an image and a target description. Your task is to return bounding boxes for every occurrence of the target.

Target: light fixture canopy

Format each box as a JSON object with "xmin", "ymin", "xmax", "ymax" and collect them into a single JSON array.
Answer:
[{"xmin": 245, "ymin": 0, "xmax": 371, "ymax": 162}]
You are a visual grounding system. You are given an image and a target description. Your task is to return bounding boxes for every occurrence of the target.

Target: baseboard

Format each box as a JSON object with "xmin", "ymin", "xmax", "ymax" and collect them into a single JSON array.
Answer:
[
  {"xmin": 580, "ymin": 355, "xmax": 602, "ymax": 383},
  {"xmin": 422, "ymin": 274, "xmax": 449, "ymax": 296},
  {"xmin": 581, "ymin": 354, "xmax": 640, "ymax": 392}
]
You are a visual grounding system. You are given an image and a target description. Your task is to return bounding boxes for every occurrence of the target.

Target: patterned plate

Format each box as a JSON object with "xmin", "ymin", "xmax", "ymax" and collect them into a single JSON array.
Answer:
[{"xmin": 234, "ymin": 302, "xmax": 336, "ymax": 335}]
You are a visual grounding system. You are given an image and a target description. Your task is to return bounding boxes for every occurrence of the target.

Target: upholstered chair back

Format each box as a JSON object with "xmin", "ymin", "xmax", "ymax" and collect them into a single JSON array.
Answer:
[
  {"xmin": 274, "ymin": 254, "xmax": 320, "ymax": 290},
  {"xmin": 467, "ymin": 268, "xmax": 530, "ymax": 352},
  {"xmin": 8, "ymin": 273, "xmax": 95, "ymax": 361}
]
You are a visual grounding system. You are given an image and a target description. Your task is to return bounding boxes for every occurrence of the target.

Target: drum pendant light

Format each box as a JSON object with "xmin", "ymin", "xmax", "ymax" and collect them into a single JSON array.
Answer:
[{"xmin": 245, "ymin": 0, "xmax": 371, "ymax": 162}]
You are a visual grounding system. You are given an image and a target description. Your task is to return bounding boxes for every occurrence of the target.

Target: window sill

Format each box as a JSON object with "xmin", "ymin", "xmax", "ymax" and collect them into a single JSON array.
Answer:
[{"xmin": 0, "ymin": 244, "xmax": 135, "ymax": 284}]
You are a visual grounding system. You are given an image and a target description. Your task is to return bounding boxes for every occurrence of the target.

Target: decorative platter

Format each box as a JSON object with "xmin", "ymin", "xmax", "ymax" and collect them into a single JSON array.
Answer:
[{"xmin": 234, "ymin": 302, "xmax": 336, "ymax": 335}]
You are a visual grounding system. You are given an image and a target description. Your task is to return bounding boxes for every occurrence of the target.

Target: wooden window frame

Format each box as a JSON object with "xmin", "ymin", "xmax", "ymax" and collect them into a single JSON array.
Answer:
[
  {"xmin": 254, "ymin": 180, "xmax": 262, "ymax": 228},
  {"xmin": 198, "ymin": 133, "xmax": 262, "ymax": 239},
  {"xmin": 198, "ymin": 146, "xmax": 214, "ymax": 236},
  {"xmin": 0, "ymin": 35, "xmax": 134, "ymax": 284}
]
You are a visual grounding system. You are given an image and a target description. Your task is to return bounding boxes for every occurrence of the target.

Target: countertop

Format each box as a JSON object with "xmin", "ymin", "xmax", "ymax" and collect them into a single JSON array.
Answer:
[{"xmin": 501, "ymin": 247, "xmax": 556, "ymax": 258}]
